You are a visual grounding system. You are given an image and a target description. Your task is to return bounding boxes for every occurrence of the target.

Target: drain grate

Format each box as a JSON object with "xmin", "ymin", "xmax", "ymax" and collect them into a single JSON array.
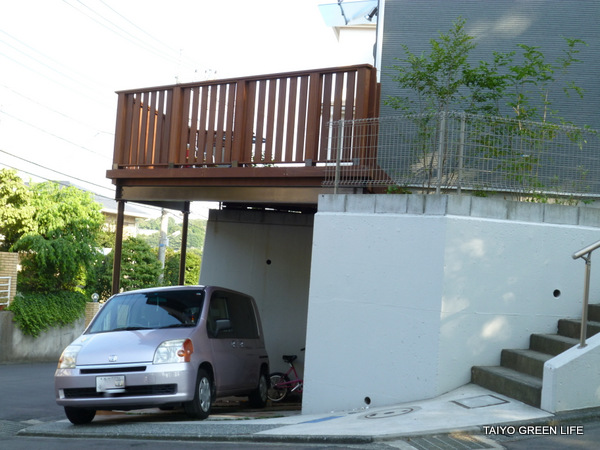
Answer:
[{"xmin": 406, "ymin": 433, "xmax": 497, "ymax": 450}]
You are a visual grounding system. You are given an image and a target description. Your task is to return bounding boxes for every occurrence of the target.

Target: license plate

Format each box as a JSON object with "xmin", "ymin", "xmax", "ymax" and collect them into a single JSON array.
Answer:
[{"xmin": 96, "ymin": 375, "xmax": 125, "ymax": 392}]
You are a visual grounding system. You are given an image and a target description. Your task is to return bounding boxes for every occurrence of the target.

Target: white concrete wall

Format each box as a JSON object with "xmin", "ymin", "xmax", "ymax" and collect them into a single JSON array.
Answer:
[
  {"xmin": 541, "ymin": 332, "xmax": 600, "ymax": 413},
  {"xmin": 200, "ymin": 209, "xmax": 313, "ymax": 374},
  {"xmin": 0, "ymin": 311, "xmax": 85, "ymax": 363},
  {"xmin": 303, "ymin": 194, "xmax": 600, "ymax": 414}
]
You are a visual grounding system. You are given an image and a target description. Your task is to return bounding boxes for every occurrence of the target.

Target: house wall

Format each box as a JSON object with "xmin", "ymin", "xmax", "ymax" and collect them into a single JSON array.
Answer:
[
  {"xmin": 379, "ymin": 0, "xmax": 600, "ymax": 130},
  {"xmin": 199, "ymin": 209, "xmax": 313, "ymax": 375},
  {"xmin": 0, "ymin": 252, "xmax": 18, "ymax": 309},
  {"xmin": 302, "ymin": 194, "xmax": 600, "ymax": 414}
]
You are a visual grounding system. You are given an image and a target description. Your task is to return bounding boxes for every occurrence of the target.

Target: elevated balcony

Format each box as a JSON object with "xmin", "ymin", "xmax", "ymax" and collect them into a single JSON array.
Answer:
[{"xmin": 107, "ymin": 64, "xmax": 380, "ymax": 210}]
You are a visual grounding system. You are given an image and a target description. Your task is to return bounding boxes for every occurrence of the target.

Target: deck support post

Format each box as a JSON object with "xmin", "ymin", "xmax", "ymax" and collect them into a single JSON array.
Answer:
[
  {"xmin": 179, "ymin": 202, "xmax": 190, "ymax": 285},
  {"xmin": 112, "ymin": 200, "xmax": 125, "ymax": 295}
]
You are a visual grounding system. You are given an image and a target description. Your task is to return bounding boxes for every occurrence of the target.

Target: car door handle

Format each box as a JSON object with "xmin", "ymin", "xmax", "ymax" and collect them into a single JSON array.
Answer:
[
  {"xmin": 230, "ymin": 341, "xmax": 236, "ymax": 348},
  {"xmin": 239, "ymin": 341, "xmax": 244, "ymax": 348}
]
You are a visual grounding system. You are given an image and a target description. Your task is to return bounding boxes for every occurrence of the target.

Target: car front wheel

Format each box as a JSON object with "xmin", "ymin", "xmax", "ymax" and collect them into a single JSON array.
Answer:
[
  {"xmin": 184, "ymin": 368, "xmax": 213, "ymax": 420},
  {"xmin": 64, "ymin": 406, "xmax": 96, "ymax": 425}
]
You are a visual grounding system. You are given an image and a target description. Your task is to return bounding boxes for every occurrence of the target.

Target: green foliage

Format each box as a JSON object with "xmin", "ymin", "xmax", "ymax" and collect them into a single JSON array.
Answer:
[
  {"xmin": 0, "ymin": 169, "xmax": 35, "ymax": 251},
  {"xmin": 386, "ymin": 185, "xmax": 411, "ymax": 194},
  {"xmin": 163, "ymin": 249, "xmax": 202, "ymax": 286},
  {"xmin": 7, "ymin": 291, "xmax": 86, "ymax": 337},
  {"xmin": 136, "ymin": 217, "xmax": 206, "ymax": 252},
  {"xmin": 385, "ymin": 18, "xmax": 588, "ymax": 199},
  {"xmin": 88, "ymin": 236, "xmax": 163, "ymax": 300},
  {"xmin": 12, "ymin": 182, "xmax": 104, "ymax": 292},
  {"xmin": 385, "ymin": 17, "xmax": 586, "ymax": 123},
  {"xmin": 386, "ymin": 17, "xmax": 508, "ymax": 116}
]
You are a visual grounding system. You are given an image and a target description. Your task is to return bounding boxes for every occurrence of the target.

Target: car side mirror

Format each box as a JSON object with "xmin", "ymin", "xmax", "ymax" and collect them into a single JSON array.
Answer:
[{"xmin": 214, "ymin": 319, "xmax": 232, "ymax": 336}]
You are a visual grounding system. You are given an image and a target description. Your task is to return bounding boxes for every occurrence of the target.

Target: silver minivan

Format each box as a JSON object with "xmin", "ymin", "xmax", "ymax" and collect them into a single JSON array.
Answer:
[{"xmin": 55, "ymin": 286, "xmax": 269, "ymax": 424}]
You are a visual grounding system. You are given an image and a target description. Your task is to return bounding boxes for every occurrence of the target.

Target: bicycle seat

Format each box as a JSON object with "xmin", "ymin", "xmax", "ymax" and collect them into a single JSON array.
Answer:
[{"xmin": 282, "ymin": 354, "xmax": 297, "ymax": 363}]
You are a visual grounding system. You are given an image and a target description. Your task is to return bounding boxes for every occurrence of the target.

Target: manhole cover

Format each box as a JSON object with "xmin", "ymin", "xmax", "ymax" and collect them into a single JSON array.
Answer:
[
  {"xmin": 452, "ymin": 395, "xmax": 508, "ymax": 409},
  {"xmin": 362, "ymin": 406, "xmax": 420, "ymax": 419}
]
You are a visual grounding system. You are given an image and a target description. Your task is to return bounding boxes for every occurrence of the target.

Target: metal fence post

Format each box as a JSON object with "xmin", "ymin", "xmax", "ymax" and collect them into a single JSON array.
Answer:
[
  {"xmin": 436, "ymin": 112, "xmax": 446, "ymax": 194},
  {"xmin": 334, "ymin": 120, "xmax": 344, "ymax": 195},
  {"xmin": 457, "ymin": 113, "xmax": 466, "ymax": 195}
]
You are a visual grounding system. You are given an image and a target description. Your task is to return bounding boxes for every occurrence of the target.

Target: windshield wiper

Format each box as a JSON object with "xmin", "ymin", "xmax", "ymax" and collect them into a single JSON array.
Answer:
[
  {"xmin": 159, "ymin": 323, "xmax": 194, "ymax": 329},
  {"xmin": 111, "ymin": 326, "xmax": 151, "ymax": 331}
]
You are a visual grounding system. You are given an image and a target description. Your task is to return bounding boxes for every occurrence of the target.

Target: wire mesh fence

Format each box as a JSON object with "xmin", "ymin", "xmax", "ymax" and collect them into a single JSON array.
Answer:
[{"xmin": 324, "ymin": 112, "xmax": 600, "ymax": 199}]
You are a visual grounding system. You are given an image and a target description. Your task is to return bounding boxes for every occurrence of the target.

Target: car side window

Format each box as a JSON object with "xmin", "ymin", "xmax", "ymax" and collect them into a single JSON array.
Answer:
[
  {"xmin": 207, "ymin": 291, "xmax": 259, "ymax": 339},
  {"xmin": 207, "ymin": 294, "xmax": 234, "ymax": 338},
  {"xmin": 228, "ymin": 293, "xmax": 259, "ymax": 339}
]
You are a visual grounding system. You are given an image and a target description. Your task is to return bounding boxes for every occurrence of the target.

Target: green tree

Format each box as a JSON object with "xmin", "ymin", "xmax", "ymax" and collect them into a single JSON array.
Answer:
[
  {"xmin": 385, "ymin": 17, "xmax": 585, "ymax": 121},
  {"xmin": 12, "ymin": 182, "xmax": 104, "ymax": 292},
  {"xmin": 136, "ymin": 217, "xmax": 206, "ymax": 252},
  {"xmin": 386, "ymin": 17, "xmax": 509, "ymax": 116},
  {"xmin": 163, "ymin": 249, "xmax": 202, "ymax": 286},
  {"xmin": 0, "ymin": 169, "xmax": 35, "ymax": 251},
  {"xmin": 385, "ymin": 17, "xmax": 587, "ymax": 196},
  {"xmin": 89, "ymin": 236, "xmax": 163, "ymax": 300}
]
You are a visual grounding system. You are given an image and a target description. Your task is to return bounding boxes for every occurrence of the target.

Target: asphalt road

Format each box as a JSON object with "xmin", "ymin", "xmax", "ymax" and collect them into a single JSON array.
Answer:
[
  {"xmin": 2, "ymin": 362, "xmax": 600, "ymax": 449},
  {"xmin": 0, "ymin": 362, "xmax": 389, "ymax": 450}
]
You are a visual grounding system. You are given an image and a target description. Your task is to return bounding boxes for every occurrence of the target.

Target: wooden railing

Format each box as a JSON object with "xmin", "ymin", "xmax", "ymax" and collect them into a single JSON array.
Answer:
[{"xmin": 112, "ymin": 65, "xmax": 379, "ymax": 171}]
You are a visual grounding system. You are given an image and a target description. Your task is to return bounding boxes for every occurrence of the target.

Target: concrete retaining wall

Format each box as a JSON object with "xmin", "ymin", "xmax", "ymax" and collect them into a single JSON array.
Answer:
[
  {"xmin": 0, "ymin": 311, "xmax": 85, "ymax": 363},
  {"xmin": 302, "ymin": 194, "xmax": 600, "ymax": 414},
  {"xmin": 542, "ymin": 333, "xmax": 600, "ymax": 412}
]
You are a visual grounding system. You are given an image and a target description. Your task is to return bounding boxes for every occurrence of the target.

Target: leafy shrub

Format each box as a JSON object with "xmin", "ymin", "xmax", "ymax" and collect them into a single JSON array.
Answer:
[
  {"xmin": 163, "ymin": 249, "xmax": 202, "ymax": 286},
  {"xmin": 87, "ymin": 236, "xmax": 163, "ymax": 300},
  {"xmin": 7, "ymin": 291, "xmax": 86, "ymax": 337}
]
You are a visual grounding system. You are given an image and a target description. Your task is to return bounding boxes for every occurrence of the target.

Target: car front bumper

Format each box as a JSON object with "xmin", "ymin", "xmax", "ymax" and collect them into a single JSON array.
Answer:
[{"xmin": 55, "ymin": 362, "xmax": 197, "ymax": 409}]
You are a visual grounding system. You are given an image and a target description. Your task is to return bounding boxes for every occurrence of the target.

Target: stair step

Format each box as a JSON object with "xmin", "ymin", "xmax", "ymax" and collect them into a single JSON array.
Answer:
[
  {"xmin": 501, "ymin": 348, "xmax": 553, "ymax": 378},
  {"xmin": 557, "ymin": 318, "xmax": 600, "ymax": 340},
  {"xmin": 530, "ymin": 333, "xmax": 578, "ymax": 356},
  {"xmin": 471, "ymin": 365, "xmax": 542, "ymax": 407},
  {"xmin": 588, "ymin": 304, "xmax": 600, "ymax": 322}
]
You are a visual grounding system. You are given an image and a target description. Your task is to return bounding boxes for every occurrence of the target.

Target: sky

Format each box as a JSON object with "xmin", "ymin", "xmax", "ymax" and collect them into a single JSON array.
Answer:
[{"xmin": 0, "ymin": 0, "xmax": 373, "ymax": 218}]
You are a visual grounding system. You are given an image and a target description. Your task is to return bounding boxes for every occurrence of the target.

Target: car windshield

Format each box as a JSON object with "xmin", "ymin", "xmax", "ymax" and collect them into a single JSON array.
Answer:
[{"xmin": 88, "ymin": 289, "xmax": 205, "ymax": 334}]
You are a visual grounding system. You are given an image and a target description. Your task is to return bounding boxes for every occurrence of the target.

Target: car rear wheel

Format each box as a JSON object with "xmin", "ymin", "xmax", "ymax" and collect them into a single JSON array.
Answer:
[
  {"xmin": 248, "ymin": 370, "xmax": 268, "ymax": 408},
  {"xmin": 184, "ymin": 368, "xmax": 213, "ymax": 420},
  {"xmin": 64, "ymin": 406, "xmax": 96, "ymax": 425}
]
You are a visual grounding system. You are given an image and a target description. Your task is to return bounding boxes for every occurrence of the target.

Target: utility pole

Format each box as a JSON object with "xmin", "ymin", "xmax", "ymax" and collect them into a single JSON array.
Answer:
[{"xmin": 158, "ymin": 208, "xmax": 169, "ymax": 284}]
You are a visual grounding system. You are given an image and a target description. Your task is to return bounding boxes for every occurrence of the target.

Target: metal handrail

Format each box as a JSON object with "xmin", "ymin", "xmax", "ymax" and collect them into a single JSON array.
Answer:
[{"xmin": 572, "ymin": 240, "xmax": 600, "ymax": 348}]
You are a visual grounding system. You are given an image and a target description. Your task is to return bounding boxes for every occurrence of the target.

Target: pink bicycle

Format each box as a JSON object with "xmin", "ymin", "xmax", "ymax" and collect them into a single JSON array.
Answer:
[{"xmin": 267, "ymin": 348, "xmax": 304, "ymax": 402}]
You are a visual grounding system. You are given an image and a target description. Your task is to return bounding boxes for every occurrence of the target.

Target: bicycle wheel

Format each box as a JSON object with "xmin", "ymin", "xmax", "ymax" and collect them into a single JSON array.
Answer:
[{"xmin": 267, "ymin": 372, "xmax": 289, "ymax": 402}]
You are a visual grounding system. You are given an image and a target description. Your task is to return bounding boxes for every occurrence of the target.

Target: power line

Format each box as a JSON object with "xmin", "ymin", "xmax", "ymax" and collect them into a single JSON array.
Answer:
[
  {"xmin": 0, "ymin": 49, "xmax": 115, "ymax": 109},
  {"xmin": 63, "ymin": 0, "xmax": 196, "ymax": 72},
  {"xmin": 0, "ymin": 109, "xmax": 112, "ymax": 159},
  {"xmin": 0, "ymin": 148, "xmax": 113, "ymax": 194},
  {"xmin": 0, "ymin": 161, "xmax": 170, "ymax": 219},
  {"xmin": 97, "ymin": 0, "xmax": 205, "ymax": 72},
  {"xmin": 0, "ymin": 29, "xmax": 113, "ymax": 94},
  {"xmin": 0, "ymin": 83, "xmax": 114, "ymax": 137}
]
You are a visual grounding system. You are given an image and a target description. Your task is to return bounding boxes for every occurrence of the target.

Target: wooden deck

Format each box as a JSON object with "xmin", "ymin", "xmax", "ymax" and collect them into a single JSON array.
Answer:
[{"xmin": 106, "ymin": 64, "xmax": 380, "ymax": 209}]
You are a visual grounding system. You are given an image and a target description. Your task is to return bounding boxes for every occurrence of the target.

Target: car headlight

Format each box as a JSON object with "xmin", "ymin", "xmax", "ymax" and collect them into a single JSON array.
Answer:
[
  {"xmin": 153, "ymin": 339, "xmax": 194, "ymax": 364},
  {"xmin": 58, "ymin": 345, "xmax": 82, "ymax": 369}
]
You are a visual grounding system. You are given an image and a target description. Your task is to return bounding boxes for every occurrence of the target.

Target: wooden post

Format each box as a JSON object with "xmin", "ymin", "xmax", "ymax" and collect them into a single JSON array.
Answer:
[
  {"xmin": 179, "ymin": 202, "xmax": 190, "ymax": 285},
  {"xmin": 111, "ymin": 200, "xmax": 125, "ymax": 295}
]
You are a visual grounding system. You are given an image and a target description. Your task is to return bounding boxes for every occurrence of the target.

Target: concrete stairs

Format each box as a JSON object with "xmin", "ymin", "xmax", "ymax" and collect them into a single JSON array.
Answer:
[{"xmin": 471, "ymin": 304, "xmax": 600, "ymax": 408}]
